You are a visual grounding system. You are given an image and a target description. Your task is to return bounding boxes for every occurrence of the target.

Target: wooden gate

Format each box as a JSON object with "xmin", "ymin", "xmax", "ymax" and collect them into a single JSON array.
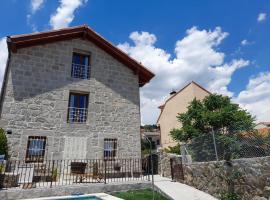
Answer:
[{"xmin": 170, "ymin": 157, "xmax": 184, "ymax": 181}]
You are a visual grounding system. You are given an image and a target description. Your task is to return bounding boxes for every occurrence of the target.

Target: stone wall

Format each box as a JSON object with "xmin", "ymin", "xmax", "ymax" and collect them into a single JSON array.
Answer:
[
  {"xmin": 0, "ymin": 38, "xmax": 141, "ymax": 160},
  {"xmin": 159, "ymin": 153, "xmax": 270, "ymax": 200},
  {"xmin": 158, "ymin": 152, "xmax": 181, "ymax": 178},
  {"xmin": 182, "ymin": 156, "xmax": 270, "ymax": 200}
]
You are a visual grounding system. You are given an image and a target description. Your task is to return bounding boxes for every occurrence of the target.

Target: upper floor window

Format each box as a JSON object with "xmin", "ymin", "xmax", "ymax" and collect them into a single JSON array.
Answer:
[
  {"xmin": 67, "ymin": 92, "xmax": 89, "ymax": 123},
  {"xmin": 26, "ymin": 136, "xmax": 46, "ymax": 163},
  {"xmin": 71, "ymin": 53, "xmax": 90, "ymax": 79}
]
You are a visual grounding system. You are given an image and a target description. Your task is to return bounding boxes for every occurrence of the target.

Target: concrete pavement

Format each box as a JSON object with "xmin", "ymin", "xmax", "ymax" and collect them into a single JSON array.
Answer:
[{"xmin": 154, "ymin": 175, "xmax": 217, "ymax": 200}]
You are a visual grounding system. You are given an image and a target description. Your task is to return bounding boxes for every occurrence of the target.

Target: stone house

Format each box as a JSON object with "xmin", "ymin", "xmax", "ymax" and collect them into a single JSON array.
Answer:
[
  {"xmin": 0, "ymin": 25, "xmax": 154, "ymax": 162},
  {"xmin": 157, "ymin": 81, "xmax": 210, "ymax": 149}
]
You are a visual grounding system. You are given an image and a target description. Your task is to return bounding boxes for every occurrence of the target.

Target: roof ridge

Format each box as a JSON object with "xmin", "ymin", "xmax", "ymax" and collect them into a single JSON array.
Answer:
[
  {"xmin": 156, "ymin": 81, "xmax": 211, "ymax": 123},
  {"xmin": 6, "ymin": 25, "xmax": 155, "ymax": 87}
]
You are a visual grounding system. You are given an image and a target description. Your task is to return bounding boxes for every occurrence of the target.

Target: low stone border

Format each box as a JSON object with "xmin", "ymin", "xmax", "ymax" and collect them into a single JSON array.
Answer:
[
  {"xmin": 21, "ymin": 193, "xmax": 123, "ymax": 200},
  {"xmin": 0, "ymin": 182, "xmax": 151, "ymax": 200}
]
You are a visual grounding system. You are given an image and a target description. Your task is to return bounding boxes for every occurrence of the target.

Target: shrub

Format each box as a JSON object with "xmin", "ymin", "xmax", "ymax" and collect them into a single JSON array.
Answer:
[
  {"xmin": 221, "ymin": 192, "xmax": 240, "ymax": 200},
  {"xmin": 164, "ymin": 144, "xmax": 181, "ymax": 155},
  {"xmin": 0, "ymin": 129, "xmax": 8, "ymax": 159}
]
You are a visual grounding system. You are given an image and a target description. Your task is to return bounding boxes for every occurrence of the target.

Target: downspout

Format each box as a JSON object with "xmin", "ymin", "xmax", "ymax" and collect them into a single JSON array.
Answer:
[{"xmin": 0, "ymin": 36, "xmax": 12, "ymax": 118}]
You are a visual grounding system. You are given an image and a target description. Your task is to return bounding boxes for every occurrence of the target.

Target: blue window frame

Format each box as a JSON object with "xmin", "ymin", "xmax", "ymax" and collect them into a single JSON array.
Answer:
[
  {"xmin": 68, "ymin": 93, "xmax": 89, "ymax": 123},
  {"xmin": 71, "ymin": 53, "xmax": 90, "ymax": 79}
]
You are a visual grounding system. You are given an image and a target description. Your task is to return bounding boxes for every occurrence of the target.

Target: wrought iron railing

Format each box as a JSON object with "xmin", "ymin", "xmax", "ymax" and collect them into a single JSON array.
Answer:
[
  {"xmin": 71, "ymin": 63, "xmax": 90, "ymax": 79},
  {"xmin": 68, "ymin": 107, "xmax": 88, "ymax": 123},
  {"xmin": 0, "ymin": 158, "xmax": 151, "ymax": 189}
]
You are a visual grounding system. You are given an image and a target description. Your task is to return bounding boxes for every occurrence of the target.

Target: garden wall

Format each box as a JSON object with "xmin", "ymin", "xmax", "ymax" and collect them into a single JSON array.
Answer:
[{"xmin": 159, "ymin": 152, "xmax": 270, "ymax": 200}]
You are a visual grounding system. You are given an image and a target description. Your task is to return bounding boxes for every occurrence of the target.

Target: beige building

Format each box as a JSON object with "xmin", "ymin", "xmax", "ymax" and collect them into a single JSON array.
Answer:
[
  {"xmin": 157, "ymin": 81, "xmax": 210, "ymax": 149},
  {"xmin": 255, "ymin": 122, "xmax": 270, "ymax": 129}
]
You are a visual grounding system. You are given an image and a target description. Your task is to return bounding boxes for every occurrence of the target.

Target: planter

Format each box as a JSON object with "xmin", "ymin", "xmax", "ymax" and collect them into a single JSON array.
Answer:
[{"xmin": 0, "ymin": 173, "xmax": 19, "ymax": 188}]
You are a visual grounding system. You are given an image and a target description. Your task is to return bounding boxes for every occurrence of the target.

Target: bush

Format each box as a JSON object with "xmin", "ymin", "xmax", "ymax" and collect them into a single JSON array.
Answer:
[
  {"xmin": 0, "ymin": 129, "xmax": 8, "ymax": 159},
  {"xmin": 164, "ymin": 144, "xmax": 181, "ymax": 155},
  {"xmin": 221, "ymin": 192, "xmax": 240, "ymax": 200}
]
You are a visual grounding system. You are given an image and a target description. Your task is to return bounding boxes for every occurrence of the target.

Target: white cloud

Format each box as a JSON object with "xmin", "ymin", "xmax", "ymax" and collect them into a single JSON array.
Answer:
[
  {"xmin": 50, "ymin": 0, "xmax": 87, "ymax": 29},
  {"xmin": 257, "ymin": 12, "xmax": 267, "ymax": 22},
  {"xmin": 235, "ymin": 72, "xmax": 270, "ymax": 122},
  {"xmin": 31, "ymin": 0, "xmax": 44, "ymax": 13},
  {"xmin": 118, "ymin": 27, "xmax": 249, "ymax": 124},
  {"xmin": 0, "ymin": 38, "xmax": 8, "ymax": 89},
  {"xmin": 241, "ymin": 39, "xmax": 253, "ymax": 46},
  {"xmin": 27, "ymin": 0, "xmax": 45, "ymax": 31}
]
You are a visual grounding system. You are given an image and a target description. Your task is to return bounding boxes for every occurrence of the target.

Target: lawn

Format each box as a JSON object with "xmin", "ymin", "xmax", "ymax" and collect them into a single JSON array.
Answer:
[{"xmin": 112, "ymin": 188, "xmax": 169, "ymax": 200}]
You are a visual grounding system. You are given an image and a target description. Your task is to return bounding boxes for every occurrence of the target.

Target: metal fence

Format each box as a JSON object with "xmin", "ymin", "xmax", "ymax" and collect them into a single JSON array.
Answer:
[
  {"xmin": 181, "ymin": 131, "xmax": 270, "ymax": 162},
  {"xmin": 0, "ymin": 158, "xmax": 151, "ymax": 189}
]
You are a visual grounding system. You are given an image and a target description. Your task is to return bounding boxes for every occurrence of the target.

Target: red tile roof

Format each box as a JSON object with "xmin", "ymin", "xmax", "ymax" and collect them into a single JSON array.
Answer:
[{"xmin": 7, "ymin": 25, "xmax": 154, "ymax": 87}]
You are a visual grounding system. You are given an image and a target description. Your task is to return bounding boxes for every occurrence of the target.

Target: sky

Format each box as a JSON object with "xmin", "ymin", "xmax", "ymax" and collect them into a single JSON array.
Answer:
[{"xmin": 0, "ymin": 0, "xmax": 270, "ymax": 125}]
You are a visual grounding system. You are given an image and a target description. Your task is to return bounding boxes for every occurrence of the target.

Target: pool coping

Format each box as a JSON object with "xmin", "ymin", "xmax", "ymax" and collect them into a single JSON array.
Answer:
[
  {"xmin": 20, "ymin": 193, "xmax": 123, "ymax": 200},
  {"xmin": 0, "ymin": 181, "xmax": 151, "ymax": 200}
]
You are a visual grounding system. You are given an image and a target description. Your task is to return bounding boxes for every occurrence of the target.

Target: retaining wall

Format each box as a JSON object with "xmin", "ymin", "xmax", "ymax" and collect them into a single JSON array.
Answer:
[{"xmin": 159, "ymin": 152, "xmax": 270, "ymax": 200}]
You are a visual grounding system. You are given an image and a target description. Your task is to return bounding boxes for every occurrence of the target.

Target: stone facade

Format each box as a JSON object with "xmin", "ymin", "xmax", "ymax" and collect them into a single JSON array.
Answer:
[
  {"xmin": 0, "ymin": 38, "xmax": 141, "ymax": 160},
  {"xmin": 159, "ymin": 153, "xmax": 270, "ymax": 200}
]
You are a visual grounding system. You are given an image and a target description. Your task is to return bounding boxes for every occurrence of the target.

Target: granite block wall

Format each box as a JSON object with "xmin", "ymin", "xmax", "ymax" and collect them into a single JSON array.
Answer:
[
  {"xmin": 0, "ymin": 38, "xmax": 141, "ymax": 160},
  {"xmin": 159, "ymin": 153, "xmax": 270, "ymax": 200}
]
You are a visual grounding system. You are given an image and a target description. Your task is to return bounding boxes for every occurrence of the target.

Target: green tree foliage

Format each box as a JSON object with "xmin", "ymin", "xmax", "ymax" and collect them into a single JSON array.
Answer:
[
  {"xmin": 164, "ymin": 144, "xmax": 181, "ymax": 155},
  {"xmin": 141, "ymin": 139, "xmax": 156, "ymax": 156},
  {"xmin": 0, "ymin": 128, "xmax": 8, "ymax": 159},
  {"xmin": 170, "ymin": 94, "xmax": 255, "ymax": 142},
  {"xmin": 141, "ymin": 124, "xmax": 158, "ymax": 132}
]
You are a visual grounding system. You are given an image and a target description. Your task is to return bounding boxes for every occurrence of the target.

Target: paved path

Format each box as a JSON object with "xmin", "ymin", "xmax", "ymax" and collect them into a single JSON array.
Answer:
[{"xmin": 154, "ymin": 175, "xmax": 217, "ymax": 200}]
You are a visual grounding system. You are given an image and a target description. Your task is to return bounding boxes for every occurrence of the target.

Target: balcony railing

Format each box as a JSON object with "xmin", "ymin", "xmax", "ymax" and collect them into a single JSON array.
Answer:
[
  {"xmin": 68, "ymin": 107, "xmax": 88, "ymax": 123},
  {"xmin": 71, "ymin": 63, "xmax": 90, "ymax": 79}
]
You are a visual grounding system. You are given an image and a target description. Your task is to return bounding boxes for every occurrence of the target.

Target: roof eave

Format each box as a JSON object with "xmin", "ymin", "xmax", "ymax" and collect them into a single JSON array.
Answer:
[{"xmin": 7, "ymin": 25, "xmax": 155, "ymax": 87}]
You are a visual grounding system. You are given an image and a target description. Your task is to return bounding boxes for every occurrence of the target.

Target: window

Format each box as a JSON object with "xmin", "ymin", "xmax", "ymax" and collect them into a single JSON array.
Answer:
[
  {"xmin": 26, "ymin": 136, "xmax": 46, "ymax": 163},
  {"xmin": 71, "ymin": 53, "xmax": 90, "ymax": 79},
  {"xmin": 156, "ymin": 139, "xmax": 160, "ymax": 146},
  {"xmin": 104, "ymin": 139, "xmax": 117, "ymax": 159},
  {"xmin": 68, "ymin": 93, "xmax": 88, "ymax": 123}
]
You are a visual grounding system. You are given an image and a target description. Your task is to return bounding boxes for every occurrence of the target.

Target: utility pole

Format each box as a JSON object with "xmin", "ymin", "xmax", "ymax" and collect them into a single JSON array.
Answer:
[{"xmin": 143, "ymin": 134, "xmax": 155, "ymax": 200}]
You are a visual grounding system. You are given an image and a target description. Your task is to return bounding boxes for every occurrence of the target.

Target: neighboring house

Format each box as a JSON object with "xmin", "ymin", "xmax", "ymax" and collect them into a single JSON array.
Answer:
[
  {"xmin": 0, "ymin": 25, "xmax": 154, "ymax": 162},
  {"xmin": 255, "ymin": 122, "xmax": 270, "ymax": 129},
  {"xmin": 254, "ymin": 122, "xmax": 270, "ymax": 136},
  {"xmin": 157, "ymin": 81, "xmax": 210, "ymax": 149},
  {"xmin": 140, "ymin": 128, "xmax": 161, "ymax": 149}
]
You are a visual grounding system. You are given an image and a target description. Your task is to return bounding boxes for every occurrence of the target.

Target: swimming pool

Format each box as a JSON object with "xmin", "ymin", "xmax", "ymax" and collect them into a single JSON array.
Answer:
[
  {"xmin": 22, "ymin": 193, "xmax": 123, "ymax": 200},
  {"xmin": 58, "ymin": 196, "xmax": 101, "ymax": 200}
]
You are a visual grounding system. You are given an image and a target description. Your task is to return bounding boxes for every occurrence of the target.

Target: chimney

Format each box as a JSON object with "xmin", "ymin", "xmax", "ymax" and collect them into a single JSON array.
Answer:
[{"xmin": 170, "ymin": 90, "xmax": 176, "ymax": 95}]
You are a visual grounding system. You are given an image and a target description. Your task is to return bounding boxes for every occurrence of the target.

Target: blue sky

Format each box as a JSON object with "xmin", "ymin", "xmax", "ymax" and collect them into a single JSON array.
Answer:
[{"xmin": 0, "ymin": 0, "xmax": 270, "ymax": 124}]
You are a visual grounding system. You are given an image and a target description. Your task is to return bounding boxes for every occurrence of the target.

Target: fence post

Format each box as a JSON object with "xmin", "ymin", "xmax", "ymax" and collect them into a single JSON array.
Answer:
[
  {"xmin": 50, "ymin": 160, "xmax": 54, "ymax": 188},
  {"xmin": 211, "ymin": 128, "xmax": 219, "ymax": 161},
  {"xmin": 104, "ymin": 160, "xmax": 107, "ymax": 184}
]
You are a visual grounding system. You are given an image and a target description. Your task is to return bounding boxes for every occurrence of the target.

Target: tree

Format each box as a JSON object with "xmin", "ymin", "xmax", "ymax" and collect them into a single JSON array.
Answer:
[
  {"xmin": 0, "ymin": 128, "xmax": 8, "ymax": 159},
  {"xmin": 170, "ymin": 94, "xmax": 255, "ymax": 142},
  {"xmin": 141, "ymin": 124, "xmax": 158, "ymax": 132}
]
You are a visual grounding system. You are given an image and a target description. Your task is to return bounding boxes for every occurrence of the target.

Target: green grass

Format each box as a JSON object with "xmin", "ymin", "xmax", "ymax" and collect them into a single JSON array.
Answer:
[{"xmin": 112, "ymin": 188, "xmax": 169, "ymax": 200}]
